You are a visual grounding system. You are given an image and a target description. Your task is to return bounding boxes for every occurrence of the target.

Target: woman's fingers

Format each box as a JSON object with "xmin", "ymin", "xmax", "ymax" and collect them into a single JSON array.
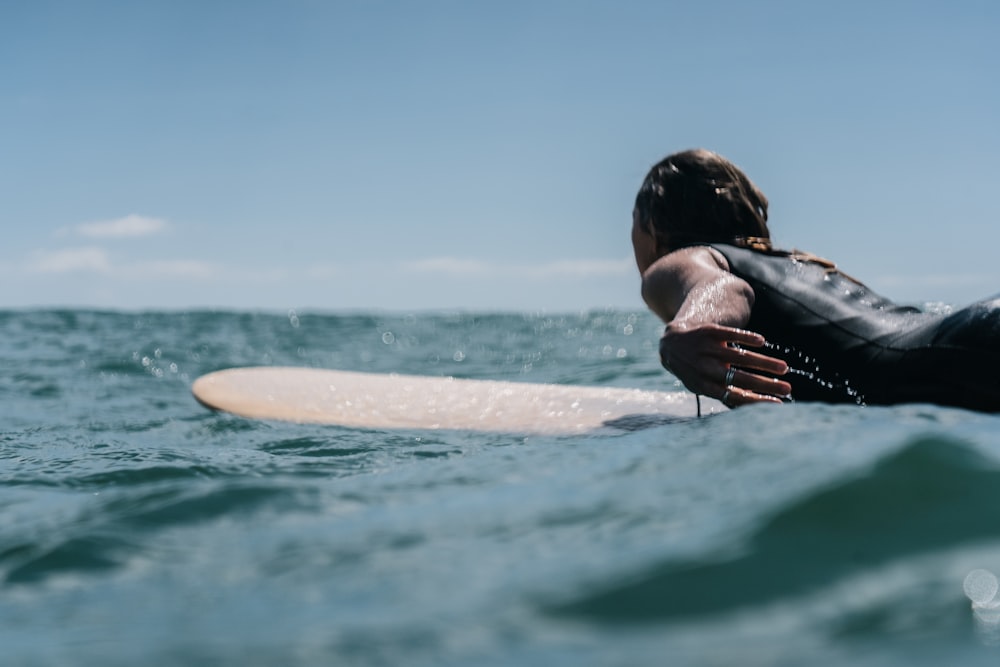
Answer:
[
  {"xmin": 723, "ymin": 385, "xmax": 786, "ymax": 406},
  {"xmin": 726, "ymin": 367, "xmax": 792, "ymax": 401},
  {"xmin": 659, "ymin": 322, "xmax": 794, "ymax": 406},
  {"xmin": 721, "ymin": 346, "xmax": 788, "ymax": 376},
  {"xmin": 706, "ymin": 326, "xmax": 766, "ymax": 348},
  {"xmin": 681, "ymin": 325, "xmax": 789, "ymax": 376}
]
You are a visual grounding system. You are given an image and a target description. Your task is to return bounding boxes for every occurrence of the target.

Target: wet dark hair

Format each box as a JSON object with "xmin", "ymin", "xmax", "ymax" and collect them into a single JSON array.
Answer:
[{"xmin": 634, "ymin": 149, "xmax": 771, "ymax": 252}]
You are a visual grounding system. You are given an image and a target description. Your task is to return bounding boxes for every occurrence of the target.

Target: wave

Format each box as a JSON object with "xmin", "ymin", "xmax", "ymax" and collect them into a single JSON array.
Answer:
[{"xmin": 549, "ymin": 436, "xmax": 1000, "ymax": 622}]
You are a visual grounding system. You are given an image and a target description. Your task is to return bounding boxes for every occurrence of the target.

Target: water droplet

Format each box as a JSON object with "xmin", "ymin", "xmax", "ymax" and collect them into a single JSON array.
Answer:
[
  {"xmin": 382, "ymin": 332, "xmax": 395, "ymax": 345},
  {"xmin": 965, "ymin": 569, "xmax": 999, "ymax": 605}
]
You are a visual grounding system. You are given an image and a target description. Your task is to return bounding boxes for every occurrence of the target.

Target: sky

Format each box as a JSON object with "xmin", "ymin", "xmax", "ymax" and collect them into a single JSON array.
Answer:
[{"xmin": 2, "ymin": 1, "xmax": 998, "ymax": 312}]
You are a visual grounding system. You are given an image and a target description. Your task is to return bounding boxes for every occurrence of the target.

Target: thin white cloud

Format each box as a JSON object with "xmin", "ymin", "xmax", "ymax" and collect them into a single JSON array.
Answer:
[
  {"xmin": 136, "ymin": 263, "xmax": 291, "ymax": 285},
  {"xmin": 875, "ymin": 273, "xmax": 995, "ymax": 289},
  {"xmin": 305, "ymin": 264, "xmax": 340, "ymax": 280},
  {"xmin": 403, "ymin": 257, "xmax": 495, "ymax": 275},
  {"xmin": 126, "ymin": 260, "xmax": 221, "ymax": 280},
  {"xmin": 402, "ymin": 256, "xmax": 632, "ymax": 278},
  {"xmin": 68, "ymin": 214, "xmax": 168, "ymax": 239},
  {"xmin": 524, "ymin": 258, "xmax": 633, "ymax": 277},
  {"xmin": 26, "ymin": 248, "xmax": 225, "ymax": 280},
  {"xmin": 30, "ymin": 247, "xmax": 112, "ymax": 274}
]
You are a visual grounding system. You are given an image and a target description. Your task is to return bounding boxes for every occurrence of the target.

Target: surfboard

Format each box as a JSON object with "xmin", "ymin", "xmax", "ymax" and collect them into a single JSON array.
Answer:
[{"xmin": 191, "ymin": 367, "xmax": 725, "ymax": 435}]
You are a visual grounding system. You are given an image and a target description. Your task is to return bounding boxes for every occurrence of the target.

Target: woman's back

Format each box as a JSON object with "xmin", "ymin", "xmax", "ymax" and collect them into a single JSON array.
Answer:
[{"xmin": 713, "ymin": 243, "xmax": 1000, "ymax": 410}]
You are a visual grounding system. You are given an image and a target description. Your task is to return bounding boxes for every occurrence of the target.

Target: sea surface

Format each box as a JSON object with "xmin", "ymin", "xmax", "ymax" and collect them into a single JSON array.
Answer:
[{"xmin": 3, "ymin": 308, "xmax": 1000, "ymax": 666}]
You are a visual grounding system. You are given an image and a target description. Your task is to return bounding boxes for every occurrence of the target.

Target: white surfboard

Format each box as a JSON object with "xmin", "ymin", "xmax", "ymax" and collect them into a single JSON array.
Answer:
[{"xmin": 191, "ymin": 367, "xmax": 725, "ymax": 435}]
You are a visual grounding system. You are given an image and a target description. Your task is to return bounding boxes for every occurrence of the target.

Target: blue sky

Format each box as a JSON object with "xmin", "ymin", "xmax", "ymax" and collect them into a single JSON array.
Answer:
[{"xmin": 2, "ymin": 1, "xmax": 998, "ymax": 312}]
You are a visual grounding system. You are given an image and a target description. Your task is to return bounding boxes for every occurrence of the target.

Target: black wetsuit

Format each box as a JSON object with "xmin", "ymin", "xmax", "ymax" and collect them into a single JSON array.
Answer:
[{"xmin": 709, "ymin": 243, "xmax": 1000, "ymax": 412}]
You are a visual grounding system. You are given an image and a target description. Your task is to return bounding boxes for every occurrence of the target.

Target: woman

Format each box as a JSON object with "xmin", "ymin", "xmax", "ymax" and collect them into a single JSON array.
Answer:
[{"xmin": 634, "ymin": 149, "xmax": 1000, "ymax": 411}]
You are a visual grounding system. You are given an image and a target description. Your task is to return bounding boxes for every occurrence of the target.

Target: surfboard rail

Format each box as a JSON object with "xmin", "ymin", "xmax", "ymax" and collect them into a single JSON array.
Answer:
[{"xmin": 192, "ymin": 366, "xmax": 724, "ymax": 434}]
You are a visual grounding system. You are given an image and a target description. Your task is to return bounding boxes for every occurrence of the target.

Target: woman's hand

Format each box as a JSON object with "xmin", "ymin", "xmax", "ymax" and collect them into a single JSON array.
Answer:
[{"xmin": 659, "ymin": 322, "xmax": 791, "ymax": 406}]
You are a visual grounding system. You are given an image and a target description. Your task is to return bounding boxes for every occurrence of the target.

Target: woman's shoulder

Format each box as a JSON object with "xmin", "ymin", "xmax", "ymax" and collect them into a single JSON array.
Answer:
[
  {"xmin": 651, "ymin": 244, "xmax": 731, "ymax": 275},
  {"xmin": 640, "ymin": 246, "xmax": 735, "ymax": 318}
]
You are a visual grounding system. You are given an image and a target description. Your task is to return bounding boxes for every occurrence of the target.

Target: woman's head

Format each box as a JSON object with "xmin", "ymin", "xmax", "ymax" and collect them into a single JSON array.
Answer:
[{"xmin": 633, "ymin": 149, "xmax": 770, "ymax": 257}]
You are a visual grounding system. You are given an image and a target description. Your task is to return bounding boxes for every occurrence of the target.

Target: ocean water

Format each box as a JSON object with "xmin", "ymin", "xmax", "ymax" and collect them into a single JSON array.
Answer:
[{"xmin": 3, "ymin": 309, "xmax": 1000, "ymax": 666}]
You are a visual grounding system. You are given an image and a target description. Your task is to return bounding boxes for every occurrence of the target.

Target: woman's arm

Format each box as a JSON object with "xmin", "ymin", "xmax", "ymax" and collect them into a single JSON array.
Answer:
[{"xmin": 641, "ymin": 247, "xmax": 791, "ymax": 406}]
